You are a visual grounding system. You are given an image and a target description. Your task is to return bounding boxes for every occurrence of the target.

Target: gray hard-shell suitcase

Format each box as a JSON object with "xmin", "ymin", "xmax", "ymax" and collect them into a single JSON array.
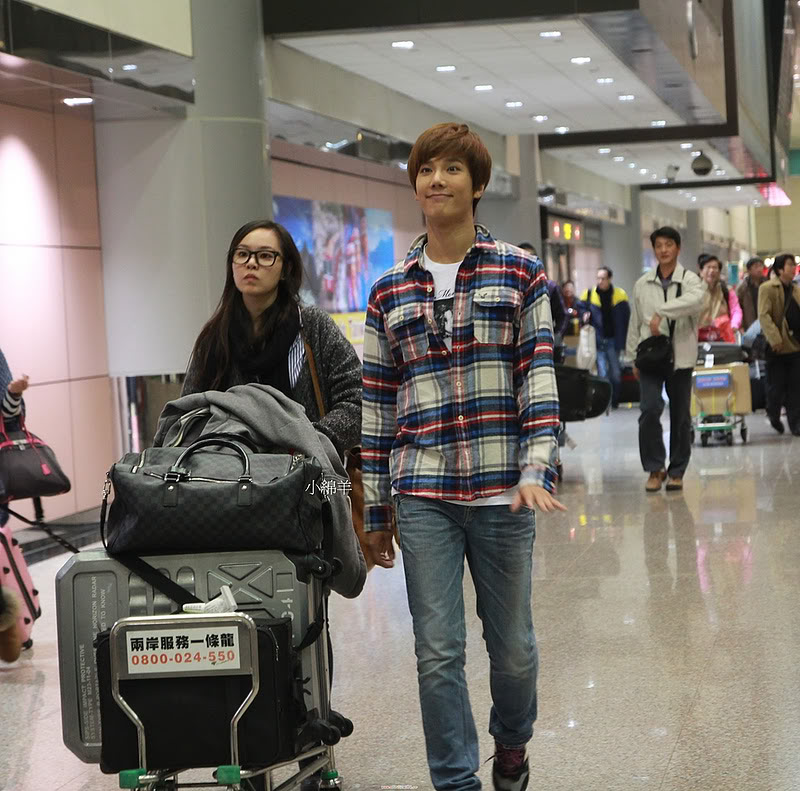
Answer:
[{"xmin": 56, "ymin": 548, "xmax": 331, "ymax": 765}]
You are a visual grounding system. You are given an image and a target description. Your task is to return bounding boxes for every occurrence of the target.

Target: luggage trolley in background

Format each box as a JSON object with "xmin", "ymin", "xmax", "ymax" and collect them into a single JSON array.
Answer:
[{"xmin": 691, "ymin": 366, "xmax": 748, "ymax": 446}]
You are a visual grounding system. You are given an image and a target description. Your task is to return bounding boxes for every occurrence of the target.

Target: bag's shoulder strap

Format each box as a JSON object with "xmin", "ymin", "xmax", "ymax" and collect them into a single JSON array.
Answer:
[
  {"xmin": 303, "ymin": 336, "xmax": 327, "ymax": 418},
  {"xmin": 113, "ymin": 553, "xmax": 201, "ymax": 609}
]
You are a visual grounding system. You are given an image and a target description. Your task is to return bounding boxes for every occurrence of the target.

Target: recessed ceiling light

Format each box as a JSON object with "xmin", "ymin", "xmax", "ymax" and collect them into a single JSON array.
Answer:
[
  {"xmin": 436, "ymin": 65, "xmax": 456, "ymax": 72},
  {"xmin": 540, "ymin": 31, "xmax": 562, "ymax": 38},
  {"xmin": 474, "ymin": 84, "xmax": 494, "ymax": 91},
  {"xmin": 570, "ymin": 57, "xmax": 591, "ymax": 65},
  {"xmin": 121, "ymin": 64, "xmax": 137, "ymax": 71},
  {"xmin": 618, "ymin": 94, "xmax": 635, "ymax": 102},
  {"xmin": 736, "ymin": 186, "xmax": 742, "ymax": 191},
  {"xmin": 680, "ymin": 142, "xmax": 694, "ymax": 149},
  {"xmin": 596, "ymin": 77, "xmax": 614, "ymax": 84},
  {"xmin": 554, "ymin": 126, "xmax": 570, "ymax": 134},
  {"xmin": 691, "ymin": 150, "xmax": 702, "ymax": 157},
  {"xmin": 532, "ymin": 114, "xmax": 549, "ymax": 122},
  {"xmin": 639, "ymin": 168, "xmax": 649, "ymax": 174},
  {"xmin": 398, "ymin": 162, "xmax": 408, "ymax": 170},
  {"xmin": 505, "ymin": 100, "xmax": 524, "ymax": 108},
  {"xmin": 612, "ymin": 156, "xmax": 625, "ymax": 162},
  {"xmin": 392, "ymin": 40, "xmax": 414, "ymax": 49},
  {"xmin": 691, "ymin": 196, "xmax": 697, "ymax": 202},
  {"xmin": 714, "ymin": 169, "xmax": 726, "ymax": 176},
  {"xmin": 325, "ymin": 139, "xmax": 349, "ymax": 150},
  {"xmin": 628, "ymin": 162, "xmax": 637, "ymax": 168},
  {"xmin": 598, "ymin": 148, "xmax": 611, "ymax": 154},
  {"xmin": 794, "ymin": 73, "xmax": 800, "ymax": 81},
  {"xmin": 659, "ymin": 177, "xmax": 667, "ymax": 182},
  {"xmin": 650, "ymin": 120, "xmax": 667, "ymax": 127},
  {"xmin": 62, "ymin": 97, "xmax": 93, "ymax": 106}
]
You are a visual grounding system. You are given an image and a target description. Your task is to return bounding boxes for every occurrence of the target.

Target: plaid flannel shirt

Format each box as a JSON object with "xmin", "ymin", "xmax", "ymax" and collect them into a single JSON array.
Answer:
[{"xmin": 362, "ymin": 225, "xmax": 560, "ymax": 533}]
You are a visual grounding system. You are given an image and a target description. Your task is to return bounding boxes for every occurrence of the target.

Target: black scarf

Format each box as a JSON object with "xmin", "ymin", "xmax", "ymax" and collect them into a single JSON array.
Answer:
[{"xmin": 230, "ymin": 302, "xmax": 301, "ymax": 397}]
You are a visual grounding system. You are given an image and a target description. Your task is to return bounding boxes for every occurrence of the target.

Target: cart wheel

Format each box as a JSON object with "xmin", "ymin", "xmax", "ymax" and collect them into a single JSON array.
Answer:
[
  {"xmin": 320, "ymin": 723, "xmax": 341, "ymax": 746},
  {"xmin": 701, "ymin": 433, "xmax": 709, "ymax": 447},
  {"xmin": 690, "ymin": 429, "xmax": 695, "ymax": 445},
  {"xmin": 329, "ymin": 710, "xmax": 354, "ymax": 738},
  {"xmin": 726, "ymin": 432, "xmax": 734, "ymax": 446},
  {"xmin": 741, "ymin": 426, "xmax": 748, "ymax": 444}
]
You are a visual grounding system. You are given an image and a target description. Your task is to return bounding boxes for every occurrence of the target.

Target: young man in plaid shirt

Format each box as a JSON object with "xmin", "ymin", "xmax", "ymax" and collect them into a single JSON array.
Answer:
[{"xmin": 362, "ymin": 123, "xmax": 565, "ymax": 791}]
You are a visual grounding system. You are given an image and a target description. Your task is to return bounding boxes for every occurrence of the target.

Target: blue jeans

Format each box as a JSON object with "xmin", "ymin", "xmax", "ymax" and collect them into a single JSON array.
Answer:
[
  {"xmin": 596, "ymin": 336, "xmax": 622, "ymax": 406},
  {"xmin": 394, "ymin": 495, "xmax": 538, "ymax": 791}
]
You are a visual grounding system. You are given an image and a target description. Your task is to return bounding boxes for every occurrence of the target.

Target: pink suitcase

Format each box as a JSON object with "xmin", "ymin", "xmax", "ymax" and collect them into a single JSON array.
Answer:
[{"xmin": 0, "ymin": 524, "xmax": 41, "ymax": 648}]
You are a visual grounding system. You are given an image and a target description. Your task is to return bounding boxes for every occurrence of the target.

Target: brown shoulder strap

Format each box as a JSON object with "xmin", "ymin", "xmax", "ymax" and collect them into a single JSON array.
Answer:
[{"xmin": 303, "ymin": 338, "xmax": 326, "ymax": 418}]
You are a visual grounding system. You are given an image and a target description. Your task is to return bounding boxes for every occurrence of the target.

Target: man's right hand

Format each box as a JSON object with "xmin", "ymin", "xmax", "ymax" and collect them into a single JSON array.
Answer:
[
  {"xmin": 632, "ymin": 365, "xmax": 640, "ymax": 381},
  {"xmin": 365, "ymin": 529, "xmax": 395, "ymax": 569}
]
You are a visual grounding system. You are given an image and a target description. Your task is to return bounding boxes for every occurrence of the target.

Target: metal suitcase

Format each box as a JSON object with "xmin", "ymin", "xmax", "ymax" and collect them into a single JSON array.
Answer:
[{"xmin": 56, "ymin": 548, "xmax": 333, "ymax": 766}]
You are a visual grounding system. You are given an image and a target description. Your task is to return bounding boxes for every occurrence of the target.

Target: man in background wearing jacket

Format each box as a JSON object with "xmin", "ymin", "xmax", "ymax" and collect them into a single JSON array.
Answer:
[
  {"xmin": 626, "ymin": 227, "xmax": 704, "ymax": 493},
  {"xmin": 736, "ymin": 256, "xmax": 765, "ymax": 333},
  {"xmin": 758, "ymin": 253, "xmax": 800, "ymax": 436},
  {"xmin": 577, "ymin": 267, "xmax": 630, "ymax": 408}
]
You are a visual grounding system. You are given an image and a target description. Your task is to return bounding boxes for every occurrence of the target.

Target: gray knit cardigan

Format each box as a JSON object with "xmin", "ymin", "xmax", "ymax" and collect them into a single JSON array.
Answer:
[{"xmin": 182, "ymin": 305, "xmax": 362, "ymax": 455}]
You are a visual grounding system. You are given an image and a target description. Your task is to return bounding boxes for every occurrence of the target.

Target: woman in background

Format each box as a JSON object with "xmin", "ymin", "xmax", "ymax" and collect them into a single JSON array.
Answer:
[{"xmin": 697, "ymin": 254, "xmax": 742, "ymax": 342}]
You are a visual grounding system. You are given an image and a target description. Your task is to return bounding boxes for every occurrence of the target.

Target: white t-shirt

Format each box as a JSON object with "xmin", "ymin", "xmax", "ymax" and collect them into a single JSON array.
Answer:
[{"xmin": 421, "ymin": 246, "xmax": 518, "ymax": 507}]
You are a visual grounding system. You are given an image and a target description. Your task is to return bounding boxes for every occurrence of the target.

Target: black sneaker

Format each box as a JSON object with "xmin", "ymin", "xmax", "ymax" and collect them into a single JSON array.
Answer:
[
  {"xmin": 770, "ymin": 417, "xmax": 785, "ymax": 435},
  {"xmin": 491, "ymin": 743, "xmax": 529, "ymax": 791}
]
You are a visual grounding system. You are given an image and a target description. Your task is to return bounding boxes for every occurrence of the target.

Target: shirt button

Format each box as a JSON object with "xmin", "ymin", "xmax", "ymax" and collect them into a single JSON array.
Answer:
[
  {"xmin": 427, "ymin": 286, "xmax": 433, "ymax": 293},
  {"xmin": 458, "ymin": 415, "xmax": 465, "ymax": 422},
  {"xmin": 442, "ymin": 350, "xmax": 448, "ymax": 356},
  {"xmin": 495, "ymin": 297, "xmax": 501, "ymax": 302},
  {"xmin": 456, "ymin": 381, "xmax": 462, "ymax": 387}
]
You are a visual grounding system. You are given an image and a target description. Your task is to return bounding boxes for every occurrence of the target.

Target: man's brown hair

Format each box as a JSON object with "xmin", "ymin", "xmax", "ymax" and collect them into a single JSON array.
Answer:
[{"xmin": 407, "ymin": 123, "xmax": 493, "ymax": 212}]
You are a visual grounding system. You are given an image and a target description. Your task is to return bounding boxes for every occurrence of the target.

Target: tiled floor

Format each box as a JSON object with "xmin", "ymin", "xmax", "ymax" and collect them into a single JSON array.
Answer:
[{"xmin": 2, "ymin": 409, "xmax": 800, "ymax": 790}]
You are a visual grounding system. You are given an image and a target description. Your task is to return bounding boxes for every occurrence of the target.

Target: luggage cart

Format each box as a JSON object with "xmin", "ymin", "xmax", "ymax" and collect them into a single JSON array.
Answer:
[
  {"xmin": 101, "ymin": 611, "xmax": 342, "ymax": 791},
  {"xmin": 691, "ymin": 367, "xmax": 748, "ymax": 446}
]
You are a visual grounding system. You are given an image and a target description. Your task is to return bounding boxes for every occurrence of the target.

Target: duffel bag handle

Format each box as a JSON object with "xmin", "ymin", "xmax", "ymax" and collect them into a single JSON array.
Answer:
[{"xmin": 168, "ymin": 437, "xmax": 252, "ymax": 481}]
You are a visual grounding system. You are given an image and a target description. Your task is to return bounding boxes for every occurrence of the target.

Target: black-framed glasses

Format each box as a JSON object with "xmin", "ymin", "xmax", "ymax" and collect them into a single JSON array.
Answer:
[{"xmin": 232, "ymin": 248, "xmax": 281, "ymax": 267}]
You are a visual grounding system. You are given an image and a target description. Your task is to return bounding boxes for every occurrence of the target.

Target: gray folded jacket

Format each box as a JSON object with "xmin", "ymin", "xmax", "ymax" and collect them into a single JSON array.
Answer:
[{"xmin": 153, "ymin": 384, "xmax": 367, "ymax": 599}]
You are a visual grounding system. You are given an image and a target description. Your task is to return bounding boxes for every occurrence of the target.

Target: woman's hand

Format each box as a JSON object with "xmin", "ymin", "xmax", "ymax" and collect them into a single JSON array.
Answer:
[{"xmin": 7, "ymin": 375, "xmax": 29, "ymax": 396}]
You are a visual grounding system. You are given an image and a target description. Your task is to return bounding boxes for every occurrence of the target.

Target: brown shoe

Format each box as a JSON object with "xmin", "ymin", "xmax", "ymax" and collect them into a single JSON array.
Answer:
[
  {"xmin": 665, "ymin": 477, "xmax": 683, "ymax": 491},
  {"xmin": 646, "ymin": 470, "xmax": 666, "ymax": 492}
]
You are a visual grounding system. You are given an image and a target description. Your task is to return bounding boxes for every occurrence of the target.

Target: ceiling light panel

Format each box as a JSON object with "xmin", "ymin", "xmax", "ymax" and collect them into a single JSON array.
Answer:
[{"xmin": 278, "ymin": 20, "xmax": 691, "ymax": 136}]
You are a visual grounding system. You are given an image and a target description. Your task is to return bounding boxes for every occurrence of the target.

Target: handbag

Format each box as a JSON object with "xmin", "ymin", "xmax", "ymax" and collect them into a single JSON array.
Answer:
[
  {"xmin": 555, "ymin": 365, "xmax": 612, "ymax": 422},
  {"xmin": 0, "ymin": 415, "xmax": 71, "ymax": 502},
  {"xmin": 635, "ymin": 280, "xmax": 682, "ymax": 376},
  {"xmin": 575, "ymin": 325, "xmax": 597, "ymax": 372},
  {"xmin": 101, "ymin": 437, "xmax": 326, "ymax": 555}
]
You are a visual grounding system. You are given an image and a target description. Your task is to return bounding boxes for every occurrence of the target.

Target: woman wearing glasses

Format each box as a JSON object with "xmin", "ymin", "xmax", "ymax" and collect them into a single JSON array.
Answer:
[{"xmin": 182, "ymin": 220, "xmax": 362, "ymax": 458}]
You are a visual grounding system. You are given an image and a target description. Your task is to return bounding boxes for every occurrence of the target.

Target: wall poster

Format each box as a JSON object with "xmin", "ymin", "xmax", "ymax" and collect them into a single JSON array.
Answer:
[{"xmin": 273, "ymin": 195, "xmax": 395, "ymax": 313}]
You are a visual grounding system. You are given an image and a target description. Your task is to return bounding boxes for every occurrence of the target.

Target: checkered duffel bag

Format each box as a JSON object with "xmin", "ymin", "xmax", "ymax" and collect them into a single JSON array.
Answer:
[{"xmin": 101, "ymin": 437, "xmax": 325, "ymax": 555}]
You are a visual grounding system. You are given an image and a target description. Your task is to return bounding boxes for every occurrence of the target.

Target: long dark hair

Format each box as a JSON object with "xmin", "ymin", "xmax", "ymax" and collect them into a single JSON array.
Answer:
[
  {"xmin": 698, "ymin": 253, "xmax": 728, "ymax": 300},
  {"xmin": 189, "ymin": 220, "xmax": 304, "ymax": 391}
]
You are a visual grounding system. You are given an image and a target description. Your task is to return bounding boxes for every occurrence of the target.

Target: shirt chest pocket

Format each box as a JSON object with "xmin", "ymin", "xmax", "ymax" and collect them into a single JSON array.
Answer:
[
  {"xmin": 386, "ymin": 304, "xmax": 430, "ymax": 362},
  {"xmin": 472, "ymin": 287, "xmax": 522, "ymax": 346}
]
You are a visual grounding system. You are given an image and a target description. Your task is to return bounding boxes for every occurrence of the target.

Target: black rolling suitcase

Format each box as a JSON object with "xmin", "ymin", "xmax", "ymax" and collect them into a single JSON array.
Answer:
[
  {"xmin": 555, "ymin": 365, "xmax": 612, "ymax": 421},
  {"xmin": 95, "ymin": 617, "xmax": 297, "ymax": 773},
  {"xmin": 696, "ymin": 342, "xmax": 747, "ymax": 365},
  {"xmin": 618, "ymin": 366, "xmax": 640, "ymax": 404}
]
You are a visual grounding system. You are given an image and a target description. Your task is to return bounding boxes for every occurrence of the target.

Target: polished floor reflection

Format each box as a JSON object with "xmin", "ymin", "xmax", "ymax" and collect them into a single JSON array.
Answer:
[{"xmin": 2, "ymin": 410, "xmax": 800, "ymax": 790}]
